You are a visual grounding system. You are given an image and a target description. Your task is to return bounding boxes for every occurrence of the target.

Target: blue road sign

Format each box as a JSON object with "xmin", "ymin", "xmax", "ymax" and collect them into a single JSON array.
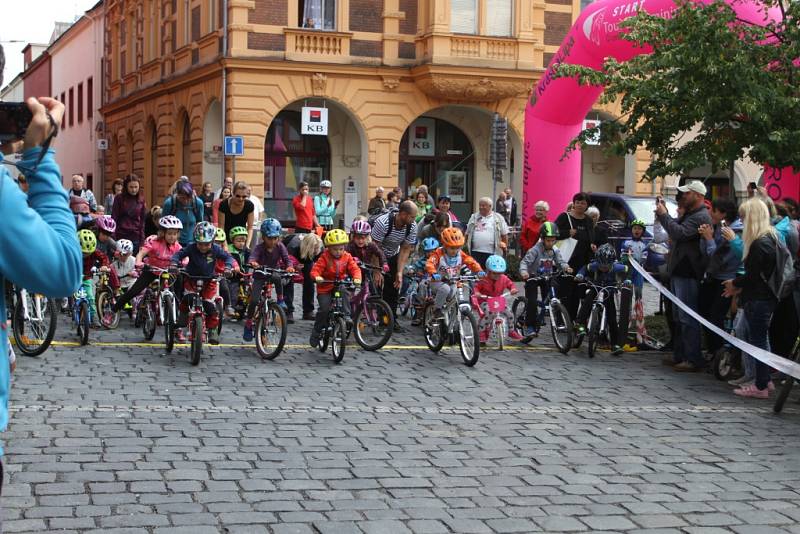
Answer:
[{"xmin": 224, "ymin": 136, "xmax": 244, "ymax": 156}]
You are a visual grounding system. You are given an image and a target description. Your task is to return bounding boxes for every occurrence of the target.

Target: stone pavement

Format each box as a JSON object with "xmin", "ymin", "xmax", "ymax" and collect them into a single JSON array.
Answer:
[{"xmin": 3, "ymin": 301, "xmax": 800, "ymax": 534}]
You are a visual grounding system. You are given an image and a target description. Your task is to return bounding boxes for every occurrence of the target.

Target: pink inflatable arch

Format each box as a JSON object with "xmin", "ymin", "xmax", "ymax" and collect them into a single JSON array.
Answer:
[{"xmin": 523, "ymin": 0, "xmax": 782, "ymax": 220}]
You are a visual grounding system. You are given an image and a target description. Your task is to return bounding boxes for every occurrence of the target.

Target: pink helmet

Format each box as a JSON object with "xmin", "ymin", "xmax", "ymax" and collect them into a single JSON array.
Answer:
[
  {"xmin": 351, "ymin": 220, "xmax": 372, "ymax": 235},
  {"xmin": 96, "ymin": 215, "xmax": 117, "ymax": 233},
  {"xmin": 159, "ymin": 215, "xmax": 183, "ymax": 230}
]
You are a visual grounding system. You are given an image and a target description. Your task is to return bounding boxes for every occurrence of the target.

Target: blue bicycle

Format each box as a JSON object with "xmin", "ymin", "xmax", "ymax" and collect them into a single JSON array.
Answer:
[{"xmin": 72, "ymin": 284, "xmax": 92, "ymax": 346}]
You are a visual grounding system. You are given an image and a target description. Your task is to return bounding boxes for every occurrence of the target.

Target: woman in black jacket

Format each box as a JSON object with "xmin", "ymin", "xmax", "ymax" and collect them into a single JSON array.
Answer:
[
  {"xmin": 555, "ymin": 192, "xmax": 601, "ymax": 318},
  {"xmin": 723, "ymin": 198, "xmax": 779, "ymax": 399}
]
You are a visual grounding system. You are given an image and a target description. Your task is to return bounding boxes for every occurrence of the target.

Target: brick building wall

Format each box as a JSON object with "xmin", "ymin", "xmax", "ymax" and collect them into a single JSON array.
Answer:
[
  {"xmin": 249, "ymin": 0, "xmax": 288, "ymax": 26},
  {"xmin": 350, "ymin": 0, "xmax": 383, "ymax": 32}
]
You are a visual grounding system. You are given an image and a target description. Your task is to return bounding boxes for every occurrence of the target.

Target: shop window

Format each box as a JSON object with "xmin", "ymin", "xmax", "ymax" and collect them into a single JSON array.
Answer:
[
  {"xmin": 451, "ymin": 0, "xmax": 478, "ymax": 34},
  {"xmin": 486, "ymin": 0, "xmax": 512, "ymax": 37},
  {"xmin": 298, "ymin": 0, "xmax": 336, "ymax": 30},
  {"xmin": 264, "ymin": 110, "xmax": 331, "ymax": 223}
]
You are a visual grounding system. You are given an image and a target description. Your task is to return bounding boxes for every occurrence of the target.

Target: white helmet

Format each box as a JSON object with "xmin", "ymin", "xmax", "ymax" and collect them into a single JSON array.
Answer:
[
  {"xmin": 320, "ymin": 180, "xmax": 332, "ymax": 188},
  {"xmin": 116, "ymin": 239, "xmax": 134, "ymax": 255},
  {"xmin": 159, "ymin": 215, "xmax": 184, "ymax": 230}
]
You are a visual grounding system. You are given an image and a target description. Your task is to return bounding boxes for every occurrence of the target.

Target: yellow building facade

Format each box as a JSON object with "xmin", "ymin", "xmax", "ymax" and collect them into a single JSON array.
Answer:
[{"xmin": 101, "ymin": 0, "xmax": 656, "ymax": 222}]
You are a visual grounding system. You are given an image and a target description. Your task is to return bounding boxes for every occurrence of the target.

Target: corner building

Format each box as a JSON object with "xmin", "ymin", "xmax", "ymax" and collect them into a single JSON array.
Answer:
[{"xmin": 102, "ymin": 0, "xmax": 614, "ymax": 223}]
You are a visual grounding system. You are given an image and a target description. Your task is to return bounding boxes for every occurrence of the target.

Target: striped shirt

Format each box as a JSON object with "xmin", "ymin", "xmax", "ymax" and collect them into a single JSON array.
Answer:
[{"xmin": 371, "ymin": 212, "xmax": 417, "ymax": 258}]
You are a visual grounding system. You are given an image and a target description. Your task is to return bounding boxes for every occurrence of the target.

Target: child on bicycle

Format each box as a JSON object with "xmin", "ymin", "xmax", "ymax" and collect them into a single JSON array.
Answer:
[
  {"xmin": 474, "ymin": 255, "xmax": 522, "ymax": 342},
  {"xmin": 113, "ymin": 216, "xmax": 184, "ymax": 314},
  {"xmin": 113, "ymin": 239, "xmax": 137, "ymax": 292},
  {"xmin": 347, "ymin": 220, "xmax": 389, "ymax": 289},
  {"xmin": 78, "ymin": 229, "xmax": 119, "ymax": 325},
  {"xmin": 243, "ymin": 219, "xmax": 293, "ymax": 342},
  {"xmin": 575, "ymin": 243, "xmax": 632, "ymax": 356},
  {"xmin": 212, "ymin": 227, "xmax": 239, "ymax": 316},
  {"xmin": 225, "ymin": 226, "xmax": 251, "ymax": 318},
  {"xmin": 95, "ymin": 215, "xmax": 118, "ymax": 259},
  {"xmin": 425, "ymin": 228, "xmax": 484, "ymax": 321},
  {"xmin": 621, "ymin": 219, "xmax": 648, "ymax": 351},
  {"xmin": 407, "ymin": 237, "xmax": 440, "ymax": 325},
  {"xmin": 309, "ymin": 229, "xmax": 361, "ymax": 348},
  {"xmin": 519, "ymin": 221, "xmax": 572, "ymax": 338},
  {"xmin": 170, "ymin": 222, "xmax": 236, "ymax": 345}
]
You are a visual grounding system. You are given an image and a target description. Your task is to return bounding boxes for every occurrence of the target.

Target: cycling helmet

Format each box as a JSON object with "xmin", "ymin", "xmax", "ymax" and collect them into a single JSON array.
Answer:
[
  {"xmin": 595, "ymin": 243, "xmax": 617, "ymax": 265},
  {"xmin": 486, "ymin": 255, "xmax": 507, "ymax": 273},
  {"xmin": 159, "ymin": 215, "xmax": 183, "ymax": 230},
  {"xmin": 78, "ymin": 229, "xmax": 97, "ymax": 254},
  {"xmin": 175, "ymin": 180, "xmax": 194, "ymax": 197},
  {"xmin": 96, "ymin": 215, "xmax": 117, "ymax": 234},
  {"xmin": 630, "ymin": 219, "xmax": 647, "ymax": 229},
  {"xmin": 422, "ymin": 237, "xmax": 440, "ymax": 252},
  {"xmin": 324, "ymin": 228, "xmax": 349, "ymax": 246},
  {"xmin": 194, "ymin": 221, "xmax": 216, "ymax": 243},
  {"xmin": 440, "ymin": 227, "xmax": 465, "ymax": 248},
  {"xmin": 229, "ymin": 226, "xmax": 248, "ymax": 239},
  {"xmin": 320, "ymin": 180, "xmax": 332, "ymax": 188},
  {"xmin": 214, "ymin": 227, "xmax": 227, "ymax": 242},
  {"xmin": 143, "ymin": 234, "xmax": 158, "ymax": 248},
  {"xmin": 350, "ymin": 220, "xmax": 372, "ymax": 235},
  {"xmin": 260, "ymin": 218, "xmax": 282, "ymax": 238},
  {"xmin": 116, "ymin": 239, "xmax": 134, "ymax": 255},
  {"xmin": 540, "ymin": 221, "xmax": 558, "ymax": 238}
]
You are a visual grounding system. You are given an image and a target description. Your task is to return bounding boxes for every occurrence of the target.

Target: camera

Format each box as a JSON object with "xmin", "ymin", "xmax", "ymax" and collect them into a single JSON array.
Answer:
[{"xmin": 0, "ymin": 102, "xmax": 33, "ymax": 143}]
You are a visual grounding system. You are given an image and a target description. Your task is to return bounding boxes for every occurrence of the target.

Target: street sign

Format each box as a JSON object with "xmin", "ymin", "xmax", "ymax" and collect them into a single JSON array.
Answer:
[
  {"xmin": 301, "ymin": 107, "xmax": 329, "ymax": 136},
  {"xmin": 97, "ymin": 139, "xmax": 108, "ymax": 150},
  {"xmin": 224, "ymin": 135, "xmax": 244, "ymax": 156}
]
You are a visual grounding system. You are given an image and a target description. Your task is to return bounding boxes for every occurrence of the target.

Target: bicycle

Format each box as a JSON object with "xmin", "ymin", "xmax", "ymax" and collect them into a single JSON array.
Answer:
[
  {"xmin": 511, "ymin": 273, "xmax": 574, "ymax": 354},
  {"xmin": 351, "ymin": 263, "xmax": 394, "ymax": 351},
  {"xmin": 9, "ymin": 285, "xmax": 57, "ymax": 357},
  {"xmin": 314, "ymin": 278, "xmax": 357, "ymax": 364},
  {"xmin": 579, "ymin": 279, "xmax": 625, "ymax": 358},
  {"xmin": 95, "ymin": 270, "xmax": 120, "ymax": 329},
  {"xmin": 134, "ymin": 267, "xmax": 174, "ymax": 346},
  {"xmin": 774, "ymin": 336, "xmax": 800, "ymax": 414},
  {"xmin": 71, "ymin": 271, "xmax": 95, "ymax": 346},
  {"xmin": 398, "ymin": 265, "xmax": 426, "ymax": 324},
  {"xmin": 178, "ymin": 270, "xmax": 228, "ymax": 366},
  {"xmin": 248, "ymin": 268, "xmax": 293, "ymax": 360},
  {"xmin": 475, "ymin": 290, "xmax": 514, "ymax": 351},
  {"xmin": 422, "ymin": 269, "xmax": 480, "ymax": 367}
]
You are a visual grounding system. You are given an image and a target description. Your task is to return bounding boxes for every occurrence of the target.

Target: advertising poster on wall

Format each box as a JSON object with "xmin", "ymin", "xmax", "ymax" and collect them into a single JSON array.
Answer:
[
  {"xmin": 446, "ymin": 171, "xmax": 467, "ymax": 202},
  {"xmin": 408, "ymin": 118, "xmax": 436, "ymax": 157}
]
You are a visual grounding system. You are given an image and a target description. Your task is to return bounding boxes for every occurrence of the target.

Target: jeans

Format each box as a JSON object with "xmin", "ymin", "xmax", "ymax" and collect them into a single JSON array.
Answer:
[
  {"xmin": 700, "ymin": 278, "xmax": 732, "ymax": 354},
  {"xmin": 524, "ymin": 278, "xmax": 549, "ymax": 329},
  {"xmin": 670, "ymin": 276, "xmax": 704, "ymax": 366},
  {"xmin": 744, "ymin": 299, "xmax": 777, "ymax": 390}
]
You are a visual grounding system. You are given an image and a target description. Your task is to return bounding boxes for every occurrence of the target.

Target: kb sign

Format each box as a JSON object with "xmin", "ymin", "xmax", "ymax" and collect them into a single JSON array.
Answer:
[{"xmin": 301, "ymin": 106, "xmax": 329, "ymax": 136}]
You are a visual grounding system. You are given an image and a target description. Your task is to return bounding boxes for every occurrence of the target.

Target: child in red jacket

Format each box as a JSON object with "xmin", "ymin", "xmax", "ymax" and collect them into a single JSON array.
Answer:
[
  {"xmin": 473, "ymin": 254, "xmax": 521, "ymax": 342},
  {"xmin": 309, "ymin": 229, "xmax": 361, "ymax": 348}
]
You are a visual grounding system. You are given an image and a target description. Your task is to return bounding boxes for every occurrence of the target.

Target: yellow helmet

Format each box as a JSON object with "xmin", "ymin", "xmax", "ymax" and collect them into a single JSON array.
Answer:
[
  {"xmin": 324, "ymin": 229, "xmax": 349, "ymax": 246},
  {"xmin": 214, "ymin": 227, "xmax": 226, "ymax": 242},
  {"xmin": 78, "ymin": 229, "xmax": 97, "ymax": 254}
]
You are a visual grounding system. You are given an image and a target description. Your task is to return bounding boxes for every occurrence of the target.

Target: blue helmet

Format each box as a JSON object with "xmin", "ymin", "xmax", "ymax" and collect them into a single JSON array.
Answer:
[
  {"xmin": 422, "ymin": 237, "xmax": 440, "ymax": 252},
  {"xmin": 486, "ymin": 255, "xmax": 507, "ymax": 273},
  {"xmin": 595, "ymin": 243, "xmax": 617, "ymax": 265},
  {"xmin": 260, "ymin": 218, "xmax": 282, "ymax": 237}
]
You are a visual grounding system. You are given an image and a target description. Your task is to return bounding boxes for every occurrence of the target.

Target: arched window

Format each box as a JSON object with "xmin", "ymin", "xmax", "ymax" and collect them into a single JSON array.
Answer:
[
  {"xmin": 181, "ymin": 114, "xmax": 191, "ymax": 177},
  {"xmin": 264, "ymin": 110, "xmax": 331, "ymax": 222}
]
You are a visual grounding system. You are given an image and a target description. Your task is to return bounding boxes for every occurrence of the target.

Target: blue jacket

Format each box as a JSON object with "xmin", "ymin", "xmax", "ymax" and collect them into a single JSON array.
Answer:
[
  {"xmin": 577, "ymin": 261, "xmax": 629, "ymax": 286},
  {"xmin": 0, "ymin": 149, "xmax": 82, "ymax": 454},
  {"xmin": 171, "ymin": 243, "xmax": 234, "ymax": 278},
  {"xmin": 701, "ymin": 218, "xmax": 743, "ymax": 280}
]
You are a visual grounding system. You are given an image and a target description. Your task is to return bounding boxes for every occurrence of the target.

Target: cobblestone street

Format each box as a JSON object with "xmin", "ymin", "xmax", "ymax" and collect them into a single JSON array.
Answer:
[{"xmin": 4, "ymin": 304, "xmax": 800, "ymax": 534}]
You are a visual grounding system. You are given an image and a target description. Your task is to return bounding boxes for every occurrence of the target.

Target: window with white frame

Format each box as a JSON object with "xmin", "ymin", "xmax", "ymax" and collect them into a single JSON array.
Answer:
[
  {"xmin": 299, "ymin": 0, "xmax": 337, "ymax": 30},
  {"xmin": 451, "ymin": 0, "xmax": 478, "ymax": 34},
  {"xmin": 486, "ymin": 0, "xmax": 513, "ymax": 36}
]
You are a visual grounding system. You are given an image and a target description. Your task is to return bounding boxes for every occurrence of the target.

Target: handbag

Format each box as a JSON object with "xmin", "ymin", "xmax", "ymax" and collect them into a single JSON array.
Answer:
[{"xmin": 555, "ymin": 214, "xmax": 578, "ymax": 263}]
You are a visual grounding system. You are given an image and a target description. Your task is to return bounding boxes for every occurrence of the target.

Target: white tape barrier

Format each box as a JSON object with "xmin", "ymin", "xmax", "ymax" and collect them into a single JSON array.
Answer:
[{"xmin": 629, "ymin": 258, "xmax": 800, "ymax": 381}]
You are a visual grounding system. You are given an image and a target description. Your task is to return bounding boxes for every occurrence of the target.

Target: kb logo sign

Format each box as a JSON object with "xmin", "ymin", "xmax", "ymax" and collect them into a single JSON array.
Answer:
[{"xmin": 301, "ymin": 107, "xmax": 329, "ymax": 136}]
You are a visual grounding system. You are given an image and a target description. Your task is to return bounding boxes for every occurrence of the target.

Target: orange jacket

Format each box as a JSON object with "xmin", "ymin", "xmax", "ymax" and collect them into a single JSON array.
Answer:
[
  {"xmin": 425, "ymin": 248, "xmax": 482, "ymax": 275},
  {"xmin": 310, "ymin": 250, "xmax": 362, "ymax": 294}
]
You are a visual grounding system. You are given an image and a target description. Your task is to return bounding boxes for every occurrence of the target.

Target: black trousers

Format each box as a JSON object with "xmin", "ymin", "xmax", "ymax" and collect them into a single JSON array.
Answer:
[
  {"xmin": 294, "ymin": 229, "xmax": 316, "ymax": 315},
  {"xmin": 382, "ymin": 254, "xmax": 401, "ymax": 314},
  {"xmin": 576, "ymin": 285, "xmax": 632, "ymax": 347},
  {"xmin": 700, "ymin": 278, "xmax": 732, "ymax": 354},
  {"xmin": 114, "ymin": 270, "xmax": 157, "ymax": 310},
  {"xmin": 770, "ymin": 292, "xmax": 799, "ymax": 357},
  {"xmin": 524, "ymin": 278, "xmax": 549, "ymax": 328}
]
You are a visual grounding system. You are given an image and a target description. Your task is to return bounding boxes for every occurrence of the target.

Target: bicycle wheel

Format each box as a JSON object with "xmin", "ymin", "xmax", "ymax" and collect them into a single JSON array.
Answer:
[
  {"xmin": 13, "ymin": 295, "xmax": 57, "ymax": 357},
  {"xmin": 331, "ymin": 316, "xmax": 347, "ymax": 364},
  {"xmin": 255, "ymin": 301, "xmax": 287, "ymax": 360},
  {"xmin": 586, "ymin": 306, "xmax": 600, "ymax": 359},
  {"xmin": 77, "ymin": 302, "xmax": 90, "ymax": 346},
  {"xmin": 163, "ymin": 294, "xmax": 175, "ymax": 353},
  {"xmin": 458, "ymin": 310, "xmax": 480, "ymax": 367},
  {"xmin": 190, "ymin": 316, "xmax": 203, "ymax": 366},
  {"xmin": 354, "ymin": 298, "xmax": 394, "ymax": 351},
  {"xmin": 142, "ymin": 301, "xmax": 156, "ymax": 341},
  {"xmin": 550, "ymin": 301, "xmax": 574, "ymax": 355},
  {"xmin": 423, "ymin": 302, "xmax": 445, "ymax": 353},
  {"xmin": 96, "ymin": 289, "xmax": 120, "ymax": 329},
  {"xmin": 511, "ymin": 297, "xmax": 527, "ymax": 339}
]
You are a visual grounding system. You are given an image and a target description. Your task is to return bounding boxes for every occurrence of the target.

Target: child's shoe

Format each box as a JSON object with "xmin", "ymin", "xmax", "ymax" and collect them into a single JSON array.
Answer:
[
  {"xmin": 208, "ymin": 328, "xmax": 220, "ymax": 345},
  {"xmin": 509, "ymin": 330, "xmax": 523, "ymax": 341},
  {"xmin": 623, "ymin": 343, "xmax": 638, "ymax": 352},
  {"xmin": 243, "ymin": 320, "xmax": 254, "ymax": 342},
  {"xmin": 611, "ymin": 345, "xmax": 623, "ymax": 356},
  {"xmin": 310, "ymin": 331, "xmax": 320, "ymax": 348},
  {"xmin": 175, "ymin": 329, "xmax": 186, "ymax": 343}
]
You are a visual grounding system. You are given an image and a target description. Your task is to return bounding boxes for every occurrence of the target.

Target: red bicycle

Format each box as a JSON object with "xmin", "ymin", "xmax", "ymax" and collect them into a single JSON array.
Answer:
[{"xmin": 177, "ymin": 269, "xmax": 227, "ymax": 366}]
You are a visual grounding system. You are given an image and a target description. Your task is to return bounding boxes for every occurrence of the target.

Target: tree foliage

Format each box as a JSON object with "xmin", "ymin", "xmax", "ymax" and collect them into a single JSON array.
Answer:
[{"xmin": 557, "ymin": 0, "xmax": 800, "ymax": 181}]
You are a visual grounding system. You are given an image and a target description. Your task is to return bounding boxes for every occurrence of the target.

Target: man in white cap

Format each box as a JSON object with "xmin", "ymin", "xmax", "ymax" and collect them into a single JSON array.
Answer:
[{"xmin": 655, "ymin": 181, "xmax": 712, "ymax": 373}]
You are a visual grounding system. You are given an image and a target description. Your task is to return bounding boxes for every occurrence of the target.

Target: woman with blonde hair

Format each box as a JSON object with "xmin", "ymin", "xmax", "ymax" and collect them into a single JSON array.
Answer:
[{"xmin": 723, "ymin": 198, "xmax": 780, "ymax": 399}]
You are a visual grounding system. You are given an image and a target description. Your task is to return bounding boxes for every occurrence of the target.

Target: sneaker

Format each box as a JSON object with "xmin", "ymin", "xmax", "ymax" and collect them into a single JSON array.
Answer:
[
  {"xmin": 673, "ymin": 361, "xmax": 703, "ymax": 373},
  {"xmin": 225, "ymin": 306, "xmax": 236, "ymax": 318},
  {"xmin": 175, "ymin": 329, "xmax": 186, "ymax": 343},
  {"xmin": 286, "ymin": 313, "xmax": 295, "ymax": 324},
  {"xmin": 277, "ymin": 300, "xmax": 288, "ymax": 310},
  {"xmin": 208, "ymin": 329, "xmax": 220, "ymax": 345},
  {"xmin": 303, "ymin": 312, "xmax": 315, "ymax": 321},
  {"xmin": 611, "ymin": 345, "xmax": 623, "ymax": 356},
  {"xmin": 622, "ymin": 344, "xmax": 638, "ymax": 353},
  {"xmin": 509, "ymin": 330, "xmax": 523, "ymax": 341},
  {"xmin": 309, "ymin": 332, "xmax": 320, "ymax": 348},
  {"xmin": 733, "ymin": 383, "xmax": 769, "ymax": 399},
  {"xmin": 575, "ymin": 325, "xmax": 586, "ymax": 336},
  {"xmin": 243, "ymin": 320, "xmax": 254, "ymax": 342},
  {"xmin": 728, "ymin": 375, "xmax": 751, "ymax": 386},
  {"xmin": 525, "ymin": 326, "xmax": 539, "ymax": 338}
]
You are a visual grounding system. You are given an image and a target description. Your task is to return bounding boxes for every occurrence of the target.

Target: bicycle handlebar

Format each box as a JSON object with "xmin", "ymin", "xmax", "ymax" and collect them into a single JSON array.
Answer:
[{"xmin": 249, "ymin": 267, "xmax": 295, "ymax": 279}]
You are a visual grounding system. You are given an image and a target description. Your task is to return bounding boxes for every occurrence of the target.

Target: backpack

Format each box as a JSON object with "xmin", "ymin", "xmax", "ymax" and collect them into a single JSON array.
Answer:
[
  {"xmin": 368, "ymin": 207, "xmax": 411, "ymax": 241},
  {"xmin": 762, "ymin": 234, "xmax": 796, "ymax": 300},
  {"xmin": 166, "ymin": 194, "xmax": 204, "ymax": 223}
]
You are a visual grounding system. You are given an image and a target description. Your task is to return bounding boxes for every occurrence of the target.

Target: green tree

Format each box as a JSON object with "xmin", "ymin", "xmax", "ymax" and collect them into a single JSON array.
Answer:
[{"xmin": 557, "ymin": 0, "xmax": 800, "ymax": 181}]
